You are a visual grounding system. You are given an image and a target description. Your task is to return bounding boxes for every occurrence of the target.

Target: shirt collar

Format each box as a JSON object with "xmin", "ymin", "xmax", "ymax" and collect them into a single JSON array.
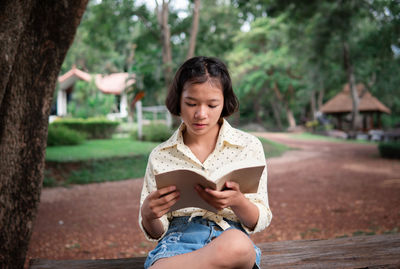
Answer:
[{"xmin": 159, "ymin": 118, "xmax": 245, "ymax": 151}]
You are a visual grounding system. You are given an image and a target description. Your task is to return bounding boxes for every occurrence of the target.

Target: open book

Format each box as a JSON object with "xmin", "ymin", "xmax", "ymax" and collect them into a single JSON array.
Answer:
[{"xmin": 155, "ymin": 161, "xmax": 265, "ymax": 213}]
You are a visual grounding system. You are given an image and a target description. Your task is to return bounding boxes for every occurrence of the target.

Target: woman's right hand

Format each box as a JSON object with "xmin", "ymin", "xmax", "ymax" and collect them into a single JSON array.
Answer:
[{"xmin": 141, "ymin": 185, "xmax": 180, "ymax": 221}]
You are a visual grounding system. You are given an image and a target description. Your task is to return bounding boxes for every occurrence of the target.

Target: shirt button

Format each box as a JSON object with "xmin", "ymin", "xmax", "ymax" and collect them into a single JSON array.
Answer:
[{"xmin": 202, "ymin": 166, "xmax": 205, "ymax": 171}]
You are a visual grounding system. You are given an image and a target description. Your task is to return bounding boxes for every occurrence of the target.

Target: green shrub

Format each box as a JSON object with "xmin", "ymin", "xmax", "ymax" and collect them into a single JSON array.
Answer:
[
  {"xmin": 131, "ymin": 123, "xmax": 173, "ymax": 142},
  {"xmin": 43, "ymin": 170, "xmax": 57, "ymax": 187},
  {"xmin": 378, "ymin": 141, "xmax": 400, "ymax": 159},
  {"xmin": 52, "ymin": 117, "xmax": 119, "ymax": 139},
  {"xmin": 47, "ymin": 125, "xmax": 86, "ymax": 146}
]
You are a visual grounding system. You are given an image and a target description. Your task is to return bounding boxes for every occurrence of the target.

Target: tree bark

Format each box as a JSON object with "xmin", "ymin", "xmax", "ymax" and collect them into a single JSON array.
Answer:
[
  {"xmin": 254, "ymin": 90, "xmax": 263, "ymax": 125},
  {"xmin": 269, "ymin": 98, "xmax": 283, "ymax": 131},
  {"xmin": 0, "ymin": 1, "xmax": 88, "ymax": 268},
  {"xmin": 157, "ymin": 0, "xmax": 173, "ymax": 89},
  {"xmin": 285, "ymin": 106, "xmax": 297, "ymax": 130},
  {"xmin": 186, "ymin": 0, "xmax": 201, "ymax": 59},
  {"xmin": 310, "ymin": 89, "xmax": 317, "ymax": 121},
  {"xmin": 272, "ymin": 82, "xmax": 296, "ymax": 129},
  {"xmin": 343, "ymin": 41, "xmax": 359, "ymax": 132},
  {"xmin": 317, "ymin": 81, "xmax": 325, "ymax": 111}
]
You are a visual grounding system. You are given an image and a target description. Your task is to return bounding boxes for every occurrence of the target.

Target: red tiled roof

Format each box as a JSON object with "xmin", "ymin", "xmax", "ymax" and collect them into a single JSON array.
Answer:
[
  {"xmin": 95, "ymin": 73, "xmax": 135, "ymax": 95},
  {"xmin": 58, "ymin": 67, "xmax": 135, "ymax": 95},
  {"xmin": 58, "ymin": 67, "xmax": 91, "ymax": 90}
]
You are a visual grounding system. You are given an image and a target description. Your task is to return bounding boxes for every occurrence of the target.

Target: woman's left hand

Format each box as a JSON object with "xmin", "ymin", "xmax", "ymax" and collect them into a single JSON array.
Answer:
[{"xmin": 195, "ymin": 181, "xmax": 245, "ymax": 211}]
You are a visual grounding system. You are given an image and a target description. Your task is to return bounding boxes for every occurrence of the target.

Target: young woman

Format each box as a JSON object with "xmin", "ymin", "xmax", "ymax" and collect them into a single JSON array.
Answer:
[{"xmin": 139, "ymin": 56, "xmax": 272, "ymax": 269}]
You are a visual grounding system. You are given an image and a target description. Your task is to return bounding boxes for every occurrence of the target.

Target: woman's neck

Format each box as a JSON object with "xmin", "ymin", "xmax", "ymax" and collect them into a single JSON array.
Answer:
[
  {"xmin": 183, "ymin": 123, "xmax": 221, "ymax": 163},
  {"xmin": 183, "ymin": 123, "xmax": 220, "ymax": 147}
]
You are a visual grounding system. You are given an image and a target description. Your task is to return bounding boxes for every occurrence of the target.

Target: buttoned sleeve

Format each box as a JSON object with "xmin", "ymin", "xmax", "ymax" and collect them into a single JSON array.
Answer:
[
  {"xmin": 138, "ymin": 150, "xmax": 170, "ymax": 241},
  {"xmin": 241, "ymin": 137, "xmax": 272, "ymax": 234}
]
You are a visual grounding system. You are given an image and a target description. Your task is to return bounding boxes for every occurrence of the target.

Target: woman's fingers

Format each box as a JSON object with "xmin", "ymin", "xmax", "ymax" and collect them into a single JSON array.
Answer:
[
  {"xmin": 195, "ymin": 185, "xmax": 226, "ymax": 210},
  {"xmin": 147, "ymin": 187, "xmax": 180, "ymax": 218},
  {"xmin": 156, "ymin": 185, "xmax": 177, "ymax": 198},
  {"xmin": 195, "ymin": 182, "xmax": 243, "ymax": 211},
  {"xmin": 157, "ymin": 191, "xmax": 180, "ymax": 209},
  {"xmin": 224, "ymin": 181, "xmax": 240, "ymax": 191}
]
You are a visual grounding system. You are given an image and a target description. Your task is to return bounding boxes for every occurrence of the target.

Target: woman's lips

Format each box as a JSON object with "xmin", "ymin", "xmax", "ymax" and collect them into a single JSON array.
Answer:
[{"xmin": 193, "ymin": 123, "xmax": 207, "ymax": 128}]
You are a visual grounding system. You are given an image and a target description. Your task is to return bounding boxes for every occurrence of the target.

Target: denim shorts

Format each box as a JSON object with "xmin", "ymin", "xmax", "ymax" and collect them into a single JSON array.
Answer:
[{"xmin": 144, "ymin": 216, "xmax": 261, "ymax": 269}]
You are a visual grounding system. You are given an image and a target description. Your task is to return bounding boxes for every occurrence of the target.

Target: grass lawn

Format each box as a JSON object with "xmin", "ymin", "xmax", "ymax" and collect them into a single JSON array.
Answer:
[
  {"xmin": 258, "ymin": 137, "xmax": 292, "ymax": 158},
  {"xmin": 45, "ymin": 138, "xmax": 158, "ymax": 162},
  {"xmin": 44, "ymin": 137, "xmax": 289, "ymax": 187}
]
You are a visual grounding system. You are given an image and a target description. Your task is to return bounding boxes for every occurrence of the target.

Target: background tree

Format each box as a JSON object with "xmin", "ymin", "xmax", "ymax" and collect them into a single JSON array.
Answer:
[
  {"xmin": 186, "ymin": 0, "xmax": 201, "ymax": 59},
  {"xmin": 60, "ymin": 0, "xmax": 400, "ymax": 130},
  {"xmin": 0, "ymin": 0, "xmax": 88, "ymax": 267},
  {"xmin": 261, "ymin": 0, "xmax": 400, "ymax": 130},
  {"xmin": 228, "ymin": 15, "xmax": 302, "ymax": 130},
  {"xmin": 62, "ymin": 0, "xmax": 137, "ymax": 74}
]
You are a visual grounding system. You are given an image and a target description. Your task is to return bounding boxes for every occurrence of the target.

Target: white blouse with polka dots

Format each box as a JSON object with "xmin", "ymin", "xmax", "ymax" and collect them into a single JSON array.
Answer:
[{"xmin": 139, "ymin": 119, "xmax": 272, "ymax": 241}]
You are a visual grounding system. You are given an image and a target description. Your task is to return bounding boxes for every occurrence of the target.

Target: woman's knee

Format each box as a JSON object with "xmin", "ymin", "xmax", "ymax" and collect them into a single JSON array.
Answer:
[
  {"xmin": 213, "ymin": 229, "xmax": 256, "ymax": 267},
  {"xmin": 225, "ymin": 229, "xmax": 254, "ymax": 254}
]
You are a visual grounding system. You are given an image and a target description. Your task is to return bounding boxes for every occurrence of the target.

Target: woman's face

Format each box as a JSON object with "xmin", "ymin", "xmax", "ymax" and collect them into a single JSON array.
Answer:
[{"xmin": 180, "ymin": 80, "xmax": 224, "ymax": 138}]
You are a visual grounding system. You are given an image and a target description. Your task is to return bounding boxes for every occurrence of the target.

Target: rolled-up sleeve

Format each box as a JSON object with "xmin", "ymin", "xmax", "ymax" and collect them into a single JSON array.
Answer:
[{"xmin": 138, "ymin": 152, "xmax": 170, "ymax": 241}]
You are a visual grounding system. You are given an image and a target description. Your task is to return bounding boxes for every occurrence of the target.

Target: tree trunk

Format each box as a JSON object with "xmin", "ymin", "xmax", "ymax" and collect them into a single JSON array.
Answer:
[
  {"xmin": 157, "ymin": 0, "xmax": 173, "ymax": 89},
  {"xmin": 343, "ymin": 41, "xmax": 359, "ymax": 132},
  {"xmin": 272, "ymin": 82, "xmax": 296, "ymax": 129},
  {"xmin": 317, "ymin": 82, "xmax": 325, "ymax": 111},
  {"xmin": 126, "ymin": 44, "xmax": 137, "ymax": 124},
  {"xmin": 285, "ymin": 105, "xmax": 297, "ymax": 129},
  {"xmin": 310, "ymin": 89, "xmax": 317, "ymax": 121},
  {"xmin": 269, "ymin": 98, "xmax": 283, "ymax": 131},
  {"xmin": 254, "ymin": 93, "xmax": 263, "ymax": 125},
  {"xmin": 186, "ymin": 0, "xmax": 201, "ymax": 59},
  {"xmin": 0, "ymin": 1, "xmax": 88, "ymax": 268}
]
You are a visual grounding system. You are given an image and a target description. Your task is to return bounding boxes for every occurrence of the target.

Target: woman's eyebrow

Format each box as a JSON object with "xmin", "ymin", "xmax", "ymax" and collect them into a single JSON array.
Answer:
[
  {"xmin": 184, "ymin": 96, "xmax": 197, "ymax": 101},
  {"xmin": 184, "ymin": 96, "xmax": 221, "ymax": 102}
]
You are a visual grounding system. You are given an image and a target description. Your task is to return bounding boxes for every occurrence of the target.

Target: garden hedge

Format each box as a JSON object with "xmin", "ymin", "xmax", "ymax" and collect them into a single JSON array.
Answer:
[
  {"xmin": 378, "ymin": 141, "xmax": 400, "ymax": 159},
  {"xmin": 51, "ymin": 117, "xmax": 119, "ymax": 139}
]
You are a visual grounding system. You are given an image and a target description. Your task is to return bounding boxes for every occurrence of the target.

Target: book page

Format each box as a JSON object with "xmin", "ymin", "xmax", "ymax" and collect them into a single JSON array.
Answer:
[
  {"xmin": 155, "ymin": 169, "xmax": 218, "ymax": 212},
  {"xmin": 155, "ymin": 161, "xmax": 265, "ymax": 212},
  {"xmin": 213, "ymin": 164, "xmax": 265, "ymax": 193}
]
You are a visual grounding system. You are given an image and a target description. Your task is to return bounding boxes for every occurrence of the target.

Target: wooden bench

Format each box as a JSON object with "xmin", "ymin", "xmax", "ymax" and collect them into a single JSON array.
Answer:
[{"xmin": 29, "ymin": 233, "xmax": 400, "ymax": 268}]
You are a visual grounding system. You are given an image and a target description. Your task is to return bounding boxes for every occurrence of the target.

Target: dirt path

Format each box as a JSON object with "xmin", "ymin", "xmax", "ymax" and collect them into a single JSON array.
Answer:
[{"xmin": 26, "ymin": 133, "xmax": 400, "ymax": 264}]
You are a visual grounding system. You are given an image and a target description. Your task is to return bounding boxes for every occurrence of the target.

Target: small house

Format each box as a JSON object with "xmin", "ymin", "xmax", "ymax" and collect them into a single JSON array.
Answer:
[{"xmin": 56, "ymin": 66, "xmax": 135, "ymax": 118}]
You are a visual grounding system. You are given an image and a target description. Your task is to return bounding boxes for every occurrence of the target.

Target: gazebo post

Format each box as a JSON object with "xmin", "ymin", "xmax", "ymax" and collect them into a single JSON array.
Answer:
[
  {"xmin": 336, "ymin": 114, "xmax": 342, "ymax": 130},
  {"xmin": 377, "ymin": 113, "xmax": 382, "ymax": 129},
  {"xmin": 362, "ymin": 114, "xmax": 367, "ymax": 131},
  {"xmin": 369, "ymin": 113, "xmax": 374, "ymax": 130}
]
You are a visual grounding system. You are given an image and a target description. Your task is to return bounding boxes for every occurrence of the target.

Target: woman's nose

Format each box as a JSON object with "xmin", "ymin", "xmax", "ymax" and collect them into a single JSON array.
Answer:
[{"xmin": 195, "ymin": 106, "xmax": 207, "ymax": 119}]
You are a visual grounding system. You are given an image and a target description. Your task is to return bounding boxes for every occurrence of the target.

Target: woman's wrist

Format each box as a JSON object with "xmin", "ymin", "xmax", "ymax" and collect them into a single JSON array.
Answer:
[
  {"xmin": 230, "ymin": 191, "xmax": 247, "ymax": 211},
  {"xmin": 230, "ymin": 195, "xmax": 259, "ymax": 230},
  {"xmin": 142, "ymin": 216, "xmax": 165, "ymax": 239}
]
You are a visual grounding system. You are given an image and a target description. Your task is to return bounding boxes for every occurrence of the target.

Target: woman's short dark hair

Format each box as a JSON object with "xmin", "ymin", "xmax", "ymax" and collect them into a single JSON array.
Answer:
[{"xmin": 166, "ymin": 56, "xmax": 239, "ymax": 117}]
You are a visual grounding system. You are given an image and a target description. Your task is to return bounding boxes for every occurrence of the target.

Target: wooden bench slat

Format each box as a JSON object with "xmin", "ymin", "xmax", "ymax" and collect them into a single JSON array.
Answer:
[
  {"xmin": 29, "ymin": 257, "xmax": 146, "ymax": 269},
  {"xmin": 258, "ymin": 234, "xmax": 400, "ymax": 268},
  {"xmin": 29, "ymin": 234, "xmax": 400, "ymax": 269}
]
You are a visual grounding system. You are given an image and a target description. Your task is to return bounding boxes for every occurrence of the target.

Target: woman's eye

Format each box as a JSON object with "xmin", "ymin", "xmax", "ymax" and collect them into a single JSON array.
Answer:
[
  {"xmin": 186, "ymin": 103, "xmax": 196, "ymax": 107},
  {"xmin": 209, "ymin": 105, "xmax": 218, "ymax": 108}
]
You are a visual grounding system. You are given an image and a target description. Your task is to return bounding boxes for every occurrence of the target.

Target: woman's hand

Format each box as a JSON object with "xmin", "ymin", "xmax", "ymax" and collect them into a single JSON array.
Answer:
[
  {"xmin": 142, "ymin": 185, "xmax": 180, "ymax": 221},
  {"xmin": 141, "ymin": 186, "xmax": 180, "ymax": 239},
  {"xmin": 195, "ymin": 181, "xmax": 259, "ymax": 230},
  {"xmin": 195, "ymin": 181, "xmax": 244, "ymax": 211}
]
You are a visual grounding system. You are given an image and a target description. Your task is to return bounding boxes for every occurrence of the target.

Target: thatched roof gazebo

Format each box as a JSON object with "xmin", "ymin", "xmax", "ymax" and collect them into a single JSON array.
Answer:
[{"xmin": 320, "ymin": 83, "xmax": 391, "ymax": 131}]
